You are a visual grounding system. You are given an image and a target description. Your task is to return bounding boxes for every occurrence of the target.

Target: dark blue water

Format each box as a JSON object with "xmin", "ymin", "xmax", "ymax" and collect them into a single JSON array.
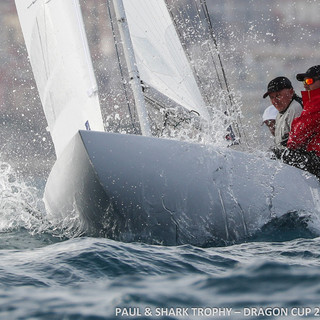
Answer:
[{"xmin": 1, "ymin": 163, "xmax": 320, "ymax": 320}]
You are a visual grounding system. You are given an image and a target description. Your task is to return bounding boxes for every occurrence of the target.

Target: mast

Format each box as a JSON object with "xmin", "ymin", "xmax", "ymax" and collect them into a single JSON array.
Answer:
[{"xmin": 112, "ymin": 0, "xmax": 152, "ymax": 136}]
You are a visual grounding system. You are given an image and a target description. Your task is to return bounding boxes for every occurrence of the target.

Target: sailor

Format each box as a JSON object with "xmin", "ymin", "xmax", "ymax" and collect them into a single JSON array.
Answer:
[
  {"xmin": 262, "ymin": 105, "xmax": 278, "ymax": 136},
  {"xmin": 263, "ymin": 76, "xmax": 303, "ymax": 158},
  {"xmin": 283, "ymin": 65, "xmax": 320, "ymax": 178}
]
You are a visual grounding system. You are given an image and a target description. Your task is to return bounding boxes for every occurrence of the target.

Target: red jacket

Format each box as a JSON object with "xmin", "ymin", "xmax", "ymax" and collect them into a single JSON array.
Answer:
[{"xmin": 287, "ymin": 87, "xmax": 320, "ymax": 156}]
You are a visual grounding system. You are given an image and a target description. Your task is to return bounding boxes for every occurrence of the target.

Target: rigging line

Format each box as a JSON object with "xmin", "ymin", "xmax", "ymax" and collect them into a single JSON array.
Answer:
[
  {"xmin": 144, "ymin": 95, "xmax": 165, "ymax": 136},
  {"xmin": 199, "ymin": 0, "xmax": 233, "ymax": 106},
  {"xmin": 186, "ymin": 0, "xmax": 219, "ymax": 105},
  {"xmin": 191, "ymin": 0, "xmax": 240, "ymax": 150},
  {"xmin": 200, "ymin": 0, "xmax": 247, "ymax": 143},
  {"xmin": 175, "ymin": 0, "xmax": 241, "ymax": 143},
  {"xmin": 144, "ymin": 94, "xmax": 194, "ymax": 135},
  {"xmin": 190, "ymin": 0, "xmax": 225, "ymax": 93},
  {"xmin": 106, "ymin": 0, "xmax": 138, "ymax": 134},
  {"xmin": 180, "ymin": 0, "xmax": 230, "ymax": 106},
  {"xmin": 165, "ymin": 0, "xmax": 212, "ymax": 107}
]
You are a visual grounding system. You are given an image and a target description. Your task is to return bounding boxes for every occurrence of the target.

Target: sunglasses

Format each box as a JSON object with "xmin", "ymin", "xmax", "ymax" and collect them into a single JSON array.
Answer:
[{"xmin": 304, "ymin": 77, "xmax": 319, "ymax": 85}]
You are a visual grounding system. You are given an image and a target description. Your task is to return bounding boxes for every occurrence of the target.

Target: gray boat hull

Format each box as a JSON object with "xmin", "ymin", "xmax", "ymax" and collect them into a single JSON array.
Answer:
[{"xmin": 44, "ymin": 130, "xmax": 320, "ymax": 245}]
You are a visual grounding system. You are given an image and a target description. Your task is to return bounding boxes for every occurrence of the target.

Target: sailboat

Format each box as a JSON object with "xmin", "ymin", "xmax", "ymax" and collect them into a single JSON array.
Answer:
[{"xmin": 15, "ymin": 0, "xmax": 320, "ymax": 245}]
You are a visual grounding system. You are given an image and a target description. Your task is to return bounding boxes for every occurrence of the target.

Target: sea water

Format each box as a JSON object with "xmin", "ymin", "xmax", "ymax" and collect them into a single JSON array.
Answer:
[{"xmin": 1, "ymin": 163, "xmax": 320, "ymax": 320}]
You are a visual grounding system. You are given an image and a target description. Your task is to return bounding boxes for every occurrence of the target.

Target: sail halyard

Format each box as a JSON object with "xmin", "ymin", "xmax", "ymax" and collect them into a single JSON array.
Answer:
[{"xmin": 15, "ymin": 0, "xmax": 105, "ymax": 158}]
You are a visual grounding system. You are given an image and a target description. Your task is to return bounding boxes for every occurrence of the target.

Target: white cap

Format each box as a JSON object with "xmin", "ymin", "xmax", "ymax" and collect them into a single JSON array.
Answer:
[{"xmin": 262, "ymin": 105, "xmax": 278, "ymax": 122}]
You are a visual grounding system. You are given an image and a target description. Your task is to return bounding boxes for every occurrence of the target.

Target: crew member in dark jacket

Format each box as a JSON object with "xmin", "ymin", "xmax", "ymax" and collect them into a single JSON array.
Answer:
[{"xmin": 263, "ymin": 76, "xmax": 303, "ymax": 157}]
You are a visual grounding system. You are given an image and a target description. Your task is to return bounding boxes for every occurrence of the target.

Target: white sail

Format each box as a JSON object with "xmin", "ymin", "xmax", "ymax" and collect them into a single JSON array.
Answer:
[
  {"xmin": 15, "ymin": 0, "xmax": 104, "ymax": 158},
  {"xmin": 122, "ymin": 0, "xmax": 210, "ymax": 120}
]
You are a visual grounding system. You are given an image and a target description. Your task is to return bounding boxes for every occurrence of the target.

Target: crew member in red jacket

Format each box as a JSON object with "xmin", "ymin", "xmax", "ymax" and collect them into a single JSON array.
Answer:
[{"xmin": 284, "ymin": 65, "xmax": 320, "ymax": 178}]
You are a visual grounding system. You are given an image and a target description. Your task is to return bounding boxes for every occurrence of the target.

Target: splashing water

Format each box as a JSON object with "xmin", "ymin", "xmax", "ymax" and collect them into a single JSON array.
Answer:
[{"xmin": 0, "ymin": 161, "xmax": 46, "ymax": 234}]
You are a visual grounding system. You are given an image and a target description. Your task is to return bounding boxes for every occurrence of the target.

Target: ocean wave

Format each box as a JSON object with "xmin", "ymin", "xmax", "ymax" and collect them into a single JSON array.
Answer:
[{"xmin": 1, "ymin": 237, "xmax": 320, "ymax": 319}]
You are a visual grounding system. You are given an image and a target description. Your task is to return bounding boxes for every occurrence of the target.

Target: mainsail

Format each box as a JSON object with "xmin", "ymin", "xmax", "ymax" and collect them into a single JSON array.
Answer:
[
  {"xmin": 15, "ymin": 0, "xmax": 104, "ymax": 158},
  {"xmin": 122, "ymin": 0, "xmax": 210, "ymax": 120}
]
